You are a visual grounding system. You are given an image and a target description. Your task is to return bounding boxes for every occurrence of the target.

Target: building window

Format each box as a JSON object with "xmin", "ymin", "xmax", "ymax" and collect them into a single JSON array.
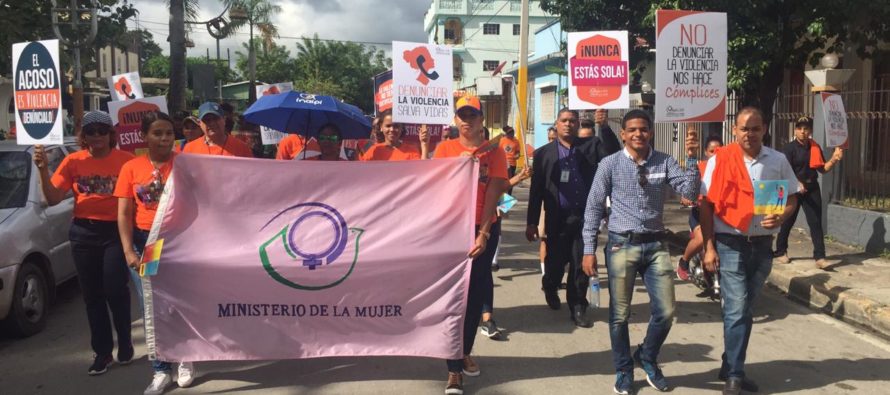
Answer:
[
  {"xmin": 527, "ymin": 81, "xmax": 535, "ymax": 129},
  {"xmin": 483, "ymin": 23, "xmax": 499, "ymax": 35},
  {"xmin": 483, "ymin": 60, "xmax": 500, "ymax": 72},
  {"xmin": 444, "ymin": 18, "xmax": 462, "ymax": 44},
  {"xmin": 453, "ymin": 55, "xmax": 462, "ymax": 80},
  {"xmin": 513, "ymin": 24, "xmax": 521, "ymax": 35},
  {"xmin": 541, "ymin": 86, "xmax": 556, "ymax": 124}
]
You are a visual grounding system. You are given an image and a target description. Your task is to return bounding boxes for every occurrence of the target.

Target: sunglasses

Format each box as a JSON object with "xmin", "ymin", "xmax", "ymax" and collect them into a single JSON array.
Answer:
[
  {"xmin": 83, "ymin": 127, "xmax": 110, "ymax": 136},
  {"xmin": 318, "ymin": 135, "xmax": 340, "ymax": 142},
  {"xmin": 637, "ymin": 164, "xmax": 649, "ymax": 187}
]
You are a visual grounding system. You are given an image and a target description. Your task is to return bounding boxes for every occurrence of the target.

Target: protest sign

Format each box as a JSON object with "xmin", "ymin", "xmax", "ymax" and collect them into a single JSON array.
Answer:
[
  {"xmin": 255, "ymin": 82, "xmax": 294, "ymax": 145},
  {"xmin": 141, "ymin": 155, "xmax": 477, "ymax": 361},
  {"xmin": 107, "ymin": 96, "xmax": 168, "ymax": 154},
  {"xmin": 374, "ymin": 69, "xmax": 445, "ymax": 154},
  {"xmin": 392, "ymin": 42, "xmax": 453, "ymax": 124},
  {"xmin": 13, "ymin": 39, "xmax": 63, "ymax": 145},
  {"xmin": 567, "ymin": 31, "xmax": 630, "ymax": 109},
  {"xmin": 820, "ymin": 92, "xmax": 849, "ymax": 148},
  {"xmin": 753, "ymin": 180, "xmax": 789, "ymax": 215},
  {"xmin": 655, "ymin": 10, "xmax": 727, "ymax": 122},
  {"xmin": 374, "ymin": 70, "xmax": 393, "ymax": 115},
  {"xmin": 108, "ymin": 71, "xmax": 144, "ymax": 101}
]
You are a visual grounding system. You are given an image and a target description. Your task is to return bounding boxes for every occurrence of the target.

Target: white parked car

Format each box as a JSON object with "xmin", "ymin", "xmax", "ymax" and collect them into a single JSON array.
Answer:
[{"xmin": 0, "ymin": 140, "xmax": 79, "ymax": 336}]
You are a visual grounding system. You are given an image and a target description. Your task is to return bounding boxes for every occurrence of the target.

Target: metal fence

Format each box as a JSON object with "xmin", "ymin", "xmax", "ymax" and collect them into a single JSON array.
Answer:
[
  {"xmin": 594, "ymin": 77, "xmax": 890, "ymax": 212},
  {"xmin": 772, "ymin": 77, "xmax": 890, "ymax": 212}
]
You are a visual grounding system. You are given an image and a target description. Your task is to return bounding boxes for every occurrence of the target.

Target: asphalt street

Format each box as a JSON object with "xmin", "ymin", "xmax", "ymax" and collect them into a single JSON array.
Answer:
[{"xmin": 2, "ymin": 185, "xmax": 889, "ymax": 394}]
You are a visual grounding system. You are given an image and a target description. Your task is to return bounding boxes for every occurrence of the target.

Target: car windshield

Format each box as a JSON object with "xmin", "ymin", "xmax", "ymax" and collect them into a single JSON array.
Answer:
[{"xmin": 0, "ymin": 151, "xmax": 31, "ymax": 209}]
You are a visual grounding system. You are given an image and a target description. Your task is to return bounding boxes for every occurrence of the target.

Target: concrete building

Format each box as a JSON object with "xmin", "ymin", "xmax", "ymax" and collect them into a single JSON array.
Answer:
[{"xmin": 423, "ymin": 0, "xmax": 556, "ymax": 129}]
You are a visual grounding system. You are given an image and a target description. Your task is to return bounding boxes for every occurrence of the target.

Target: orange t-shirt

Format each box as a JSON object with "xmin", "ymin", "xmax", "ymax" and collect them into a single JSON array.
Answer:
[
  {"xmin": 113, "ymin": 155, "xmax": 175, "ymax": 231},
  {"xmin": 51, "ymin": 149, "xmax": 135, "ymax": 221},
  {"xmin": 434, "ymin": 139, "xmax": 509, "ymax": 224},
  {"xmin": 183, "ymin": 136, "xmax": 253, "ymax": 157},
  {"xmin": 499, "ymin": 136, "xmax": 521, "ymax": 166},
  {"xmin": 360, "ymin": 142, "xmax": 421, "ymax": 161},
  {"xmin": 275, "ymin": 135, "xmax": 323, "ymax": 160}
]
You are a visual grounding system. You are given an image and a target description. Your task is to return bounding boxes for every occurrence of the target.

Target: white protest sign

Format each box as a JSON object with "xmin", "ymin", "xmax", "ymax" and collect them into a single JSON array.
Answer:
[
  {"xmin": 567, "ymin": 31, "xmax": 630, "ymax": 110},
  {"xmin": 655, "ymin": 10, "xmax": 727, "ymax": 122},
  {"xmin": 108, "ymin": 71, "xmax": 144, "ymax": 101},
  {"xmin": 13, "ymin": 39, "xmax": 63, "ymax": 145},
  {"xmin": 255, "ymin": 82, "xmax": 294, "ymax": 145},
  {"xmin": 820, "ymin": 92, "xmax": 848, "ymax": 148},
  {"xmin": 392, "ymin": 41, "xmax": 453, "ymax": 124}
]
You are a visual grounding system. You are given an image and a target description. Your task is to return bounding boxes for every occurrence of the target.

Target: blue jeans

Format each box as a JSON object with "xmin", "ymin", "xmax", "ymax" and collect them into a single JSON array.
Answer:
[
  {"xmin": 605, "ymin": 232, "xmax": 676, "ymax": 372},
  {"xmin": 715, "ymin": 234, "xmax": 773, "ymax": 379}
]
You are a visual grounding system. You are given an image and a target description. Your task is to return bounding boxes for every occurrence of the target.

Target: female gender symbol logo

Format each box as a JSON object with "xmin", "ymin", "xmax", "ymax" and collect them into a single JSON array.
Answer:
[{"xmin": 258, "ymin": 202, "xmax": 364, "ymax": 291}]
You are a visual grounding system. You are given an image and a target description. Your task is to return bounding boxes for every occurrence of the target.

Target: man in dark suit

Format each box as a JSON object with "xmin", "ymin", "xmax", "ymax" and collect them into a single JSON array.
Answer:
[{"xmin": 526, "ymin": 108, "xmax": 618, "ymax": 327}]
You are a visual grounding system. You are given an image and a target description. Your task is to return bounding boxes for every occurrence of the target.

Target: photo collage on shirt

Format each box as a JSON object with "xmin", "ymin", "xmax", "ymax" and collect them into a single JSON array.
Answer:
[
  {"xmin": 135, "ymin": 177, "xmax": 164, "ymax": 209},
  {"xmin": 74, "ymin": 175, "xmax": 117, "ymax": 195}
]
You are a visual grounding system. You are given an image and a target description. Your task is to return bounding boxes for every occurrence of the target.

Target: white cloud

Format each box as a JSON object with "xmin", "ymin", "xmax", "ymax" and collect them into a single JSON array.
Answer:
[{"xmin": 127, "ymin": 0, "xmax": 430, "ymax": 70}]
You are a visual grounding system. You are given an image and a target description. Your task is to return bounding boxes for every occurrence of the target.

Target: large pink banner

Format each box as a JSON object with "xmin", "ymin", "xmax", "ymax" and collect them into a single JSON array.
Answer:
[{"xmin": 144, "ymin": 155, "xmax": 478, "ymax": 362}]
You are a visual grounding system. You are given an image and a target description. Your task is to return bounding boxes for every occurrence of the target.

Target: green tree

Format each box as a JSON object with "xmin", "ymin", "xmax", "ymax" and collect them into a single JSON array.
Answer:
[
  {"xmin": 143, "ymin": 55, "xmax": 239, "ymax": 84},
  {"xmin": 235, "ymin": 39, "xmax": 292, "ymax": 84},
  {"xmin": 292, "ymin": 35, "xmax": 391, "ymax": 113},
  {"xmin": 539, "ymin": 0, "xmax": 890, "ymax": 128},
  {"xmin": 222, "ymin": 0, "xmax": 282, "ymax": 103},
  {"xmin": 0, "ymin": 1, "xmax": 55, "ymax": 74}
]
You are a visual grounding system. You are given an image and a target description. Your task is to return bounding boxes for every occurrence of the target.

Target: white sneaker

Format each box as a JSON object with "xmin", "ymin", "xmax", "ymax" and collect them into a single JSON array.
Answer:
[
  {"xmin": 177, "ymin": 362, "xmax": 196, "ymax": 387},
  {"xmin": 144, "ymin": 372, "xmax": 172, "ymax": 395}
]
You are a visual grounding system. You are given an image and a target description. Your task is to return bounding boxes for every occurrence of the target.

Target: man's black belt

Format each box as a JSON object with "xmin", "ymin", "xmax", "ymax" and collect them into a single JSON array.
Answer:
[
  {"xmin": 611, "ymin": 231, "xmax": 667, "ymax": 244},
  {"xmin": 716, "ymin": 233, "xmax": 774, "ymax": 243}
]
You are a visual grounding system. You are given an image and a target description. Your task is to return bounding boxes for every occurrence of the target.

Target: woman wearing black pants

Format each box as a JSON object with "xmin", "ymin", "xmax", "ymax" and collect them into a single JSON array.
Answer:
[{"xmin": 34, "ymin": 111, "xmax": 135, "ymax": 375}]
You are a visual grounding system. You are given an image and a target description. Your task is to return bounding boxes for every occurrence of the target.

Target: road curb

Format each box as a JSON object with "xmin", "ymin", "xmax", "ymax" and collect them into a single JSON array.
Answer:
[{"xmin": 664, "ymin": 231, "xmax": 890, "ymax": 339}]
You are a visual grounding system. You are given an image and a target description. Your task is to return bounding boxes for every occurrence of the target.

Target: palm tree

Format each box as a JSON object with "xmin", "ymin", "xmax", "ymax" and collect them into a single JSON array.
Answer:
[
  {"xmin": 222, "ymin": 0, "xmax": 281, "ymax": 103},
  {"xmin": 167, "ymin": 0, "xmax": 199, "ymax": 114}
]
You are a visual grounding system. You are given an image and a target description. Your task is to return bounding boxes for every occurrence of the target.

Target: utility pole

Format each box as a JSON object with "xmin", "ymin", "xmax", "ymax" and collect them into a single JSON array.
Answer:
[
  {"xmin": 51, "ymin": 0, "xmax": 97, "ymax": 136},
  {"xmin": 514, "ymin": 0, "xmax": 530, "ymax": 169},
  {"xmin": 169, "ymin": 0, "xmax": 187, "ymax": 114}
]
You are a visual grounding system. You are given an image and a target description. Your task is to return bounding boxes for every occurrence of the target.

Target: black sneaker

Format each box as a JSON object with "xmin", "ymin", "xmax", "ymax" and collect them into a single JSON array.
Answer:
[
  {"xmin": 88, "ymin": 354, "xmax": 113, "ymax": 376},
  {"xmin": 117, "ymin": 342, "xmax": 135, "ymax": 365},
  {"xmin": 480, "ymin": 319, "xmax": 501, "ymax": 340},
  {"xmin": 718, "ymin": 371, "xmax": 759, "ymax": 392}
]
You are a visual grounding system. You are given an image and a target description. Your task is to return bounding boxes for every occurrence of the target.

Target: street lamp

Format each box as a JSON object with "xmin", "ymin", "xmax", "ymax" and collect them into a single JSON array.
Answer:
[{"xmin": 51, "ymin": 0, "xmax": 98, "ymax": 135}]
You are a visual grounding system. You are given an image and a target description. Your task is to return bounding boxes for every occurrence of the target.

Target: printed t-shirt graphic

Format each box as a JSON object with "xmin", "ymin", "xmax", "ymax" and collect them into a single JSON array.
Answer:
[
  {"xmin": 360, "ymin": 143, "xmax": 421, "ymax": 161},
  {"xmin": 499, "ymin": 137, "xmax": 521, "ymax": 166},
  {"xmin": 114, "ymin": 155, "xmax": 175, "ymax": 231},
  {"xmin": 434, "ymin": 139, "xmax": 508, "ymax": 224},
  {"xmin": 51, "ymin": 149, "xmax": 135, "ymax": 221},
  {"xmin": 183, "ymin": 136, "xmax": 253, "ymax": 157}
]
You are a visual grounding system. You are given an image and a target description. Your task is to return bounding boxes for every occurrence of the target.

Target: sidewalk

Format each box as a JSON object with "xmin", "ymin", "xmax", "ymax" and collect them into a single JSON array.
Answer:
[{"xmin": 660, "ymin": 202, "xmax": 890, "ymax": 339}]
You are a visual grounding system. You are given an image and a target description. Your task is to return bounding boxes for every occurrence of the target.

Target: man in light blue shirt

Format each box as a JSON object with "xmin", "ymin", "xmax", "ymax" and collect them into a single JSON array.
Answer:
[
  {"xmin": 581, "ymin": 109, "xmax": 700, "ymax": 394},
  {"xmin": 700, "ymin": 107, "xmax": 799, "ymax": 395}
]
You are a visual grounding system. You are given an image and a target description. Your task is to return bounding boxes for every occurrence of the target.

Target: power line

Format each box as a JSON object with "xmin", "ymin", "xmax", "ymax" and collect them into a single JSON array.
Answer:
[{"xmin": 127, "ymin": 19, "xmax": 393, "ymax": 47}]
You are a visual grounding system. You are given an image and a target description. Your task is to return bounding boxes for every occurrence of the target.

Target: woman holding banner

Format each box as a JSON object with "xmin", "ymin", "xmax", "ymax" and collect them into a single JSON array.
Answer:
[
  {"xmin": 114, "ymin": 111, "xmax": 193, "ymax": 395},
  {"xmin": 32, "ymin": 111, "xmax": 135, "ymax": 376},
  {"xmin": 434, "ymin": 96, "xmax": 509, "ymax": 395},
  {"xmin": 360, "ymin": 110, "xmax": 429, "ymax": 161}
]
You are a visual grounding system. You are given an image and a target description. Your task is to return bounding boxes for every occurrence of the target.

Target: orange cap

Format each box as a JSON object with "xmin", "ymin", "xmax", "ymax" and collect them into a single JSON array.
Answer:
[{"xmin": 455, "ymin": 96, "xmax": 482, "ymax": 115}]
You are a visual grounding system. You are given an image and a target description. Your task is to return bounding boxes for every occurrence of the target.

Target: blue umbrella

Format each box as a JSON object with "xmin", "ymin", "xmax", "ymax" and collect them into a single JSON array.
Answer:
[{"xmin": 242, "ymin": 91, "xmax": 371, "ymax": 139}]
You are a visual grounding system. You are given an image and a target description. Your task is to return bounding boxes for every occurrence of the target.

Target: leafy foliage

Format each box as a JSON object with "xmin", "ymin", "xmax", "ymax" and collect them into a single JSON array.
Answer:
[{"xmin": 539, "ymin": 0, "xmax": 890, "ymax": 125}]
